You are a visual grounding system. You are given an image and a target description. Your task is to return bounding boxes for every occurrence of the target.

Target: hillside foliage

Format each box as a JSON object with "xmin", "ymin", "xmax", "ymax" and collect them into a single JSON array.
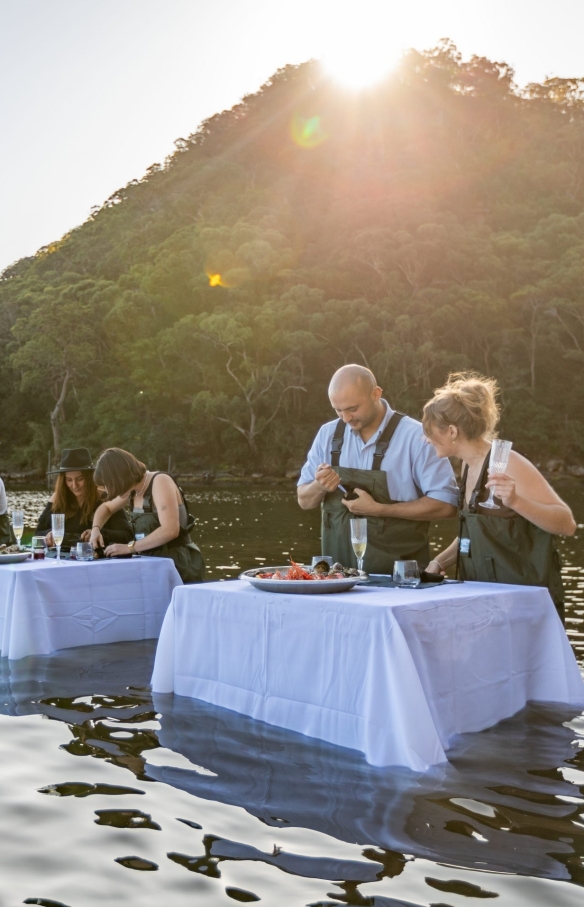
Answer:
[{"xmin": 2, "ymin": 41, "xmax": 584, "ymax": 472}]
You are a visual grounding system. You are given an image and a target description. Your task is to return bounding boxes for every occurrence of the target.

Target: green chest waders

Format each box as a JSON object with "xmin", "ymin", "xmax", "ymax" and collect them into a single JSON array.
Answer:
[
  {"xmin": 458, "ymin": 455, "xmax": 565, "ymax": 622},
  {"xmin": 130, "ymin": 473, "xmax": 204, "ymax": 584},
  {"xmin": 321, "ymin": 414, "xmax": 430, "ymax": 575},
  {"xmin": 0, "ymin": 513, "xmax": 15, "ymax": 547}
]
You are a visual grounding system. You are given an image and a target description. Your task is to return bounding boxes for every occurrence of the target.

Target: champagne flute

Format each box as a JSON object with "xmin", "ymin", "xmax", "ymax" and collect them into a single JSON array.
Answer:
[
  {"xmin": 51, "ymin": 513, "xmax": 65, "ymax": 561},
  {"xmin": 350, "ymin": 518, "xmax": 367, "ymax": 574},
  {"xmin": 11, "ymin": 510, "xmax": 24, "ymax": 549},
  {"xmin": 482, "ymin": 439, "xmax": 513, "ymax": 510}
]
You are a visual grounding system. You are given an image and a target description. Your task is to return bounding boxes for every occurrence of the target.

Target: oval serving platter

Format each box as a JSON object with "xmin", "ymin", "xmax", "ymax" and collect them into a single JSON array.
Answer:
[
  {"xmin": 0, "ymin": 552, "xmax": 31, "ymax": 564},
  {"xmin": 239, "ymin": 566, "xmax": 366, "ymax": 594}
]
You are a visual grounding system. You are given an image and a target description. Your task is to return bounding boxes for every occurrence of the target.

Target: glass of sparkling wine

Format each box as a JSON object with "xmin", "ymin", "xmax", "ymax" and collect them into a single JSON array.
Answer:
[
  {"xmin": 11, "ymin": 510, "xmax": 24, "ymax": 548},
  {"xmin": 350, "ymin": 518, "xmax": 367, "ymax": 574},
  {"xmin": 482, "ymin": 439, "xmax": 513, "ymax": 510},
  {"xmin": 51, "ymin": 513, "xmax": 65, "ymax": 561}
]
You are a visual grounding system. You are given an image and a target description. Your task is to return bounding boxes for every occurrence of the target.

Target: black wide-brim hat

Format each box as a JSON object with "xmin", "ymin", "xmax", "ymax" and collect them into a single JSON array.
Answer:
[{"xmin": 48, "ymin": 448, "xmax": 94, "ymax": 474}]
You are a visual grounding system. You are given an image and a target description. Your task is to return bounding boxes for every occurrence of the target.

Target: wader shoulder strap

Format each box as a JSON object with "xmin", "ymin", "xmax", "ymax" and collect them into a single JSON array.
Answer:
[
  {"xmin": 142, "ymin": 472, "xmax": 195, "ymax": 533},
  {"xmin": 371, "ymin": 412, "xmax": 406, "ymax": 470},
  {"xmin": 330, "ymin": 411, "xmax": 406, "ymax": 469},
  {"xmin": 468, "ymin": 454, "xmax": 491, "ymax": 514},
  {"xmin": 330, "ymin": 420, "xmax": 346, "ymax": 468},
  {"xmin": 456, "ymin": 465, "xmax": 470, "ymax": 580}
]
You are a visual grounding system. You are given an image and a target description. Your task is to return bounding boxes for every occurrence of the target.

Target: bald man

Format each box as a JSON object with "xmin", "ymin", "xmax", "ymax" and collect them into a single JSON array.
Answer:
[{"xmin": 298, "ymin": 365, "xmax": 458, "ymax": 574}]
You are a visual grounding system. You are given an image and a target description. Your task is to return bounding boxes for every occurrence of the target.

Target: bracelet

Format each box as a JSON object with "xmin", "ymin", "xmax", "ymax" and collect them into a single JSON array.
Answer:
[
  {"xmin": 91, "ymin": 526, "xmax": 101, "ymax": 531},
  {"xmin": 429, "ymin": 558, "xmax": 444, "ymax": 570}
]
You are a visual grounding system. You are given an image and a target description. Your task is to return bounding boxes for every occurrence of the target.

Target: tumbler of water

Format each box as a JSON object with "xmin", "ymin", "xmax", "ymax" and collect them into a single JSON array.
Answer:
[
  {"xmin": 393, "ymin": 560, "xmax": 421, "ymax": 587},
  {"xmin": 51, "ymin": 513, "xmax": 65, "ymax": 561},
  {"xmin": 350, "ymin": 518, "xmax": 367, "ymax": 573},
  {"xmin": 11, "ymin": 510, "xmax": 24, "ymax": 547},
  {"xmin": 482, "ymin": 439, "xmax": 513, "ymax": 510}
]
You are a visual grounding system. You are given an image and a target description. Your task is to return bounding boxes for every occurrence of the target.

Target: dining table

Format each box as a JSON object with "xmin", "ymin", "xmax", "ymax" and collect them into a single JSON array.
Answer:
[
  {"xmin": 151, "ymin": 578, "xmax": 584, "ymax": 772},
  {"xmin": 0, "ymin": 555, "xmax": 182, "ymax": 660}
]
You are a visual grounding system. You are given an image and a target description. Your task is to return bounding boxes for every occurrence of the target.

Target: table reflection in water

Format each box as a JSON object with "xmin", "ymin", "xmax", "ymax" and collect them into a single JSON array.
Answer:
[{"xmin": 1, "ymin": 640, "xmax": 584, "ymax": 884}]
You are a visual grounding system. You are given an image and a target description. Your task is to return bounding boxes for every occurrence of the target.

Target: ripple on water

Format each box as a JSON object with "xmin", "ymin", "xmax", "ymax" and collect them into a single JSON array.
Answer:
[{"xmin": 2, "ymin": 485, "xmax": 584, "ymax": 905}]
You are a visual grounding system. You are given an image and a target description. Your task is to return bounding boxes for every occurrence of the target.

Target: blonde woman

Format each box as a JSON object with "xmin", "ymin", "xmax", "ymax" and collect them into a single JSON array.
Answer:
[{"xmin": 423, "ymin": 373, "xmax": 575, "ymax": 621}]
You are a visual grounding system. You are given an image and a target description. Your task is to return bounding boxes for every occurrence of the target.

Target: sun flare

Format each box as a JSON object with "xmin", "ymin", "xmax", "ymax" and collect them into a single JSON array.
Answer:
[{"xmin": 322, "ymin": 44, "xmax": 401, "ymax": 90}]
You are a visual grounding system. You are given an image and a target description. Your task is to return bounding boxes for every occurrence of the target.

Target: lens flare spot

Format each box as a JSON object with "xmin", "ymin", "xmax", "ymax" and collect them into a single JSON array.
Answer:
[
  {"xmin": 208, "ymin": 273, "xmax": 224, "ymax": 287},
  {"xmin": 291, "ymin": 114, "xmax": 327, "ymax": 149}
]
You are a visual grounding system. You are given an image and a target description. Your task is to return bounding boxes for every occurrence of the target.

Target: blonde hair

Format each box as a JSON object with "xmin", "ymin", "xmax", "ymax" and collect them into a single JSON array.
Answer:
[{"xmin": 422, "ymin": 372, "xmax": 500, "ymax": 441}]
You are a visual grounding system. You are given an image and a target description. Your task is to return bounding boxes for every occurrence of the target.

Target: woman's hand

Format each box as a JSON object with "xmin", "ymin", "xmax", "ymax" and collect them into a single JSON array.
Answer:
[
  {"xmin": 425, "ymin": 559, "xmax": 445, "ymax": 575},
  {"xmin": 104, "ymin": 542, "xmax": 132, "ymax": 557},
  {"xmin": 80, "ymin": 529, "xmax": 92, "ymax": 542},
  {"xmin": 341, "ymin": 488, "xmax": 381, "ymax": 517},
  {"xmin": 90, "ymin": 526, "xmax": 104, "ymax": 550},
  {"xmin": 45, "ymin": 531, "xmax": 54, "ymax": 547},
  {"xmin": 486, "ymin": 471, "xmax": 517, "ymax": 508}
]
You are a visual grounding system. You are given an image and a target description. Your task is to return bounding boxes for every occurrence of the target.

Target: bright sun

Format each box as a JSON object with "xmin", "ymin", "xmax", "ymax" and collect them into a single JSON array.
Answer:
[{"xmin": 322, "ymin": 43, "xmax": 402, "ymax": 90}]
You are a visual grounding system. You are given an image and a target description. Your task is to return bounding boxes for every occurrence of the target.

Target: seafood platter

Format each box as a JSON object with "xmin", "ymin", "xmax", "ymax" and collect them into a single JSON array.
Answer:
[
  {"xmin": 239, "ymin": 559, "xmax": 366, "ymax": 594},
  {"xmin": 0, "ymin": 544, "xmax": 30, "ymax": 564}
]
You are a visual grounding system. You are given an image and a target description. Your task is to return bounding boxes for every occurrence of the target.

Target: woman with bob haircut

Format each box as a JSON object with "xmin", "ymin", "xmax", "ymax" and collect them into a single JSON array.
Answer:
[
  {"xmin": 90, "ymin": 447, "xmax": 204, "ymax": 584},
  {"xmin": 36, "ymin": 447, "xmax": 133, "ymax": 549},
  {"xmin": 423, "ymin": 372, "xmax": 575, "ymax": 621}
]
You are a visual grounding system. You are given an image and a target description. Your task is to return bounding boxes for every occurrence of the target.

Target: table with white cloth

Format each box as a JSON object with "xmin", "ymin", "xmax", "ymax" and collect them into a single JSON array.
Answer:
[
  {"xmin": 151, "ymin": 579, "xmax": 584, "ymax": 772},
  {"xmin": 0, "ymin": 557, "xmax": 182, "ymax": 661}
]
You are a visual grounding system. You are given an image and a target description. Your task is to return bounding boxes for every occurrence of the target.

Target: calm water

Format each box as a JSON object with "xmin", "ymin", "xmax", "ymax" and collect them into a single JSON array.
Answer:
[{"xmin": 2, "ymin": 482, "xmax": 584, "ymax": 906}]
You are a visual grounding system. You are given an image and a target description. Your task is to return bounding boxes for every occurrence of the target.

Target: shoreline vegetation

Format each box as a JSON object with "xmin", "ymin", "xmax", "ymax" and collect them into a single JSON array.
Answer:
[
  {"xmin": 3, "ymin": 459, "xmax": 584, "ymax": 489},
  {"xmin": 2, "ymin": 41, "xmax": 584, "ymax": 474}
]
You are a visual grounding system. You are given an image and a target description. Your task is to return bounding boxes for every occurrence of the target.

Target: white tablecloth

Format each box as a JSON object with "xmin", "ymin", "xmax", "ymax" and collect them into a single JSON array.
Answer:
[
  {"xmin": 151, "ymin": 580, "xmax": 584, "ymax": 771},
  {"xmin": 0, "ymin": 557, "xmax": 182, "ymax": 660}
]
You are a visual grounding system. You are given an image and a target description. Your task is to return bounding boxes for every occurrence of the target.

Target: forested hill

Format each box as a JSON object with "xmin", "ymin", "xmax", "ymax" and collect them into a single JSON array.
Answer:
[{"xmin": 2, "ymin": 41, "xmax": 584, "ymax": 474}]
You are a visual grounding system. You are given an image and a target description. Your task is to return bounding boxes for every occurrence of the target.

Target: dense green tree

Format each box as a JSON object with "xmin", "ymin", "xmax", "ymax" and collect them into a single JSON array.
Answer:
[{"xmin": 2, "ymin": 42, "xmax": 584, "ymax": 472}]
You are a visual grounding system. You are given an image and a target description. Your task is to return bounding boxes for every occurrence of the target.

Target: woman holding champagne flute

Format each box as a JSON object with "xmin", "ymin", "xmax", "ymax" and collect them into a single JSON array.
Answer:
[{"xmin": 423, "ymin": 372, "xmax": 576, "ymax": 621}]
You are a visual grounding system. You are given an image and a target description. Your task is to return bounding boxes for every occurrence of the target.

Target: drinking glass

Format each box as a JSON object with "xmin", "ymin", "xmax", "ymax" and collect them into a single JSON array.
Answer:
[
  {"xmin": 76, "ymin": 542, "xmax": 94, "ymax": 562},
  {"xmin": 350, "ymin": 518, "xmax": 367, "ymax": 573},
  {"xmin": 393, "ymin": 560, "xmax": 421, "ymax": 587},
  {"xmin": 11, "ymin": 510, "xmax": 24, "ymax": 548},
  {"xmin": 51, "ymin": 513, "xmax": 65, "ymax": 561},
  {"xmin": 31, "ymin": 536, "xmax": 47, "ymax": 560},
  {"xmin": 482, "ymin": 439, "xmax": 513, "ymax": 510}
]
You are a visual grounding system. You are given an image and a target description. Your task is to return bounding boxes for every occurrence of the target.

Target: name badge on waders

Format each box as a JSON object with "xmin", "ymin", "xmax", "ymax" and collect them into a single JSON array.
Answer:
[{"xmin": 459, "ymin": 538, "xmax": 471, "ymax": 556}]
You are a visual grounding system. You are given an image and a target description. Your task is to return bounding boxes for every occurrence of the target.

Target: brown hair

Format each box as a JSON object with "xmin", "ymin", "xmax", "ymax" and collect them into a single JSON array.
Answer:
[
  {"xmin": 93, "ymin": 448, "xmax": 146, "ymax": 501},
  {"xmin": 422, "ymin": 371, "xmax": 500, "ymax": 441},
  {"xmin": 53, "ymin": 471, "xmax": 102, "ymax": 524}
]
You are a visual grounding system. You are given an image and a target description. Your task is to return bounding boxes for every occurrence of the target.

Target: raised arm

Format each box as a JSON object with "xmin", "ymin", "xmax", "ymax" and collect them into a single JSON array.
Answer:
[{"xmin": 487, "ymin": 452, "xmax": 576, "ymax": 536}]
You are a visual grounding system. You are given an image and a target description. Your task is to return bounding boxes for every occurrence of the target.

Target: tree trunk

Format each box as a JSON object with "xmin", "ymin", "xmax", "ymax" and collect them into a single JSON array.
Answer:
[{"xmin": 50, "ymin": 370, "xmax": 70, "ymax": 456}]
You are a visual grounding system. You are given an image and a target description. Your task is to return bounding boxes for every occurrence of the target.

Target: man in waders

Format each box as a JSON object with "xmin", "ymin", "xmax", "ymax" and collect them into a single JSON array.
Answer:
[{"xmin": 298, "ymin": 365, "xmax": 458, "ymax": 574}]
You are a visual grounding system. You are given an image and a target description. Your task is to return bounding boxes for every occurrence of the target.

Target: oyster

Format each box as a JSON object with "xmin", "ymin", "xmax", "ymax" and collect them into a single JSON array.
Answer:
[{"xmin": 311, "ymin": 559, "xmax": 331, "ymax": 575}]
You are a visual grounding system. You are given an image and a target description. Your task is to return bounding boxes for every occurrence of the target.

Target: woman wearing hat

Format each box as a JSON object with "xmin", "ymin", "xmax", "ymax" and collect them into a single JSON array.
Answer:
[{"xmin": 36, "ymin": 448, "xmax": 133, "ymax": 549}]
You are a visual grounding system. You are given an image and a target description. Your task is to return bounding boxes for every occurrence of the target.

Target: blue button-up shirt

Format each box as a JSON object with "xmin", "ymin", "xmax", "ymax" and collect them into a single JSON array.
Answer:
[{"xmin": 298, "ymin": 400, "xmax": 458, "ymax": 506}]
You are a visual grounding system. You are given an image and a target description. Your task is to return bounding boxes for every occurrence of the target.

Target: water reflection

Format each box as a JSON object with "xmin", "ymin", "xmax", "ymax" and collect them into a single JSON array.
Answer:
[
  {"xmin": 2, "ymin": 641, "xmax": 584, "ymax": 896},
  {"xmin": 3, "ymin": 483, "xmax": 584, "ymax": 904}
]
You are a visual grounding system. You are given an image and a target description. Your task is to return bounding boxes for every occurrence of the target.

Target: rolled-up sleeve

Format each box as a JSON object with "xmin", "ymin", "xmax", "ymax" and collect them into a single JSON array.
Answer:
[
  {"xmin": 298, "ymin": 426, "xmax": 329, "ymax": 486},
  {"xmin": 412, "ymin": 442, "xmax": 459, "ymax": 506}
]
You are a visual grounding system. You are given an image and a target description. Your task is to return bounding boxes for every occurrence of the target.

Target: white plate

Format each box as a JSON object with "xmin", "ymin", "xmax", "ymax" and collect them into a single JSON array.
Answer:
[
  {"xmin": 239, "ymin": 566, "xmax": 365, "ymax": 595},
  {"xmin": 0, "ymin": 552, "xmax": 31, "ymax": 564}
]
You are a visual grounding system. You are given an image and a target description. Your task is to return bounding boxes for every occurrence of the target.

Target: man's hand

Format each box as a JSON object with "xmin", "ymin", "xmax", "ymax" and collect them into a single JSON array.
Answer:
[
  {"xmin": 341, "ymin": 488, "xmax": 381, "ymax": 517},
  {"xmin": 315, "ymin": 463, "xmax": 341, "ymax": 493}
]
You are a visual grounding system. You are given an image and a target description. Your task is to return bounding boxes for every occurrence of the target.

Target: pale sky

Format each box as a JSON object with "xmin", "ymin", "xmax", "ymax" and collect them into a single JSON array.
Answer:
[{"xmin": 1, "ymin": 0, "xmax": 584, "ymax": 273}]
